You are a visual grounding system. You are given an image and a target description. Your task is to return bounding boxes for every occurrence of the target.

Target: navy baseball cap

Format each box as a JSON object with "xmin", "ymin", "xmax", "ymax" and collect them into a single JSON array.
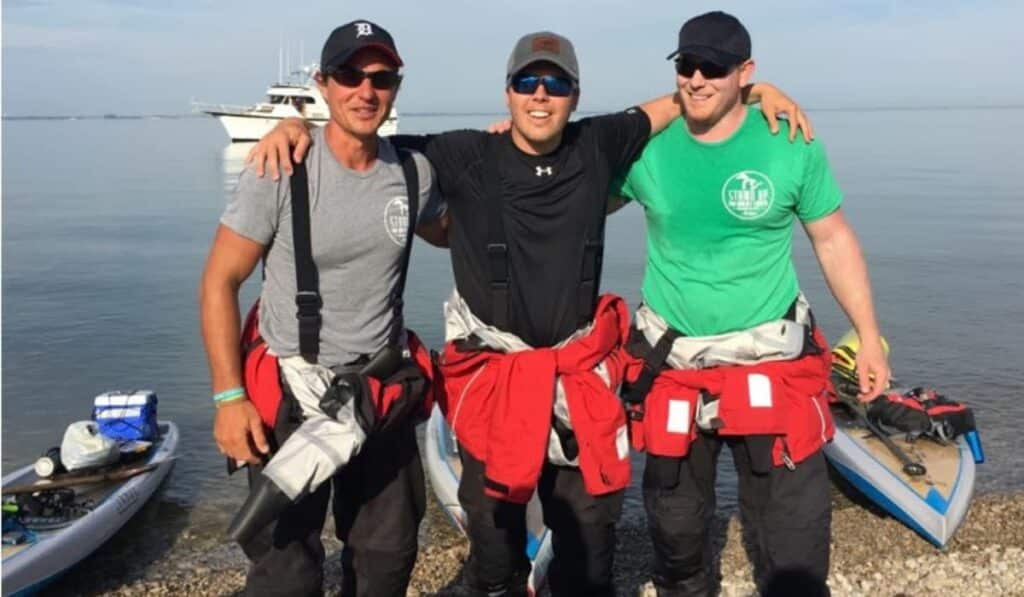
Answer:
[
  {"xmin": 666, "ymin": 11, "xmax": 751, "ymax": 67},
  {"xmin": 321, "ymin": 20, "xmax": 403, "ymax": 74}
]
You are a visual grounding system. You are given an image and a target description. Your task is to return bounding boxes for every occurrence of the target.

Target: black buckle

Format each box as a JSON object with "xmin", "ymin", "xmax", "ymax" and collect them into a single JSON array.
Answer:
[
  {"xmin": 625, "ymin": 403, "xmax": 645, "ymax": 421},
  {"xmin": 295, "ymin": 291, "xmax": 322, "ymax": 323},
  {"xmin": 296, "ymin": 291, "xmax": 322, "ymax": 310}
]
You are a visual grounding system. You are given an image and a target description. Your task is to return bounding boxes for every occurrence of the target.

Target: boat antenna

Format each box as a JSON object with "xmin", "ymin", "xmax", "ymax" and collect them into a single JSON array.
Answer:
[{"xmin": 278, "ymin": 32, "xmax": 284, "ymax": 83}]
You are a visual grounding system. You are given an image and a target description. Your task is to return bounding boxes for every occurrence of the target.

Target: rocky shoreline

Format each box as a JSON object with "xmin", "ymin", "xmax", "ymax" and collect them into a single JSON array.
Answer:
[{"xmin": 45, "ymin": 491, "xmax": 1024, "ymax": 596}]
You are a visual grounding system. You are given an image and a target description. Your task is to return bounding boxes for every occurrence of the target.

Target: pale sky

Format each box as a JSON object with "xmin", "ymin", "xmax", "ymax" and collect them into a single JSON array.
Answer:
[{"xmin": 2, "ymin": 0, "xmax": 1023, "ymax": 116}]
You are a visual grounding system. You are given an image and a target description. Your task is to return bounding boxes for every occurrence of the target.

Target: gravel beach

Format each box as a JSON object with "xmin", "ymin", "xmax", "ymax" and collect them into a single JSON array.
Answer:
[{"xmin": 42, "ymin": 489, "xmax": 1024, "ymax": 596}]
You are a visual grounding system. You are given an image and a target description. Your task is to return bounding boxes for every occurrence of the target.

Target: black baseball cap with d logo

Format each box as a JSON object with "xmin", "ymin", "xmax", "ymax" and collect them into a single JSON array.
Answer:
[
  {"xmin": 666, "ymin": 11, "xmax": 751, "ymax": 67},
  {"xmin": 320, "ymin": 20, "xmax": 403, "ymax": 74}
]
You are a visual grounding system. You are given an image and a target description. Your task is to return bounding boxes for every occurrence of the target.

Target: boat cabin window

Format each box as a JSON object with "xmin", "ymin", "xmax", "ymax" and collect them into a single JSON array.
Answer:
[{"xmin": 269, "ymin": 95, "xmax": 287, "ymax": 104}]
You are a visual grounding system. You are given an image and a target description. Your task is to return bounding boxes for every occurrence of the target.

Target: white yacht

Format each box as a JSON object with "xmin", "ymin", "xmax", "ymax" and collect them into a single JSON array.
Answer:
[{"xmin": 195, "ymin": 65, "xmax": 398, "ymax": 142}]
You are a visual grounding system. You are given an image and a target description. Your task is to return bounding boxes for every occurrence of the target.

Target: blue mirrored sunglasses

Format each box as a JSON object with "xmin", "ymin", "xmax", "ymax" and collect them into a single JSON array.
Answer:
[{"xmin": 509, "ymin": 73, "xmax": 576, "ymax": 97}]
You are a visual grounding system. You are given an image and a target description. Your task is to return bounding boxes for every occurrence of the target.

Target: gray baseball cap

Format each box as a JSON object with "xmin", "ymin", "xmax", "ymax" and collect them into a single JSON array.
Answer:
[{"xmin": 506, "ymin": 31, "xmax": 579, "ymax": 82}]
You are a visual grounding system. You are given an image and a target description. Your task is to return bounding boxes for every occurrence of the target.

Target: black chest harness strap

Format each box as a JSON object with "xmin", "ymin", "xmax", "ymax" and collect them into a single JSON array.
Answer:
[
  {"xmin": 621, "ymin": 327, "xmax": 683, "ymax": 416},
  {"xmin": 290, "ymin": 150, "xmax": 420, "ymax": 364},
  {"xmin": 480, "ymin": 134, "xmax": 607, "ymax": 331}
]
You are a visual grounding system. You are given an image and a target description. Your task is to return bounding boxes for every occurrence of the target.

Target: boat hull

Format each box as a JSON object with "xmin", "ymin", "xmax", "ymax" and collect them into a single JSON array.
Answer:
[
  {"xmin": 2, "ymin": 422, "xmax": 179, "ymax": 596},
  {"xmin": 424, "ymin": 406, "xmax": 552, "ymax": 595},
  {"xmin": 824, "ymin": 407, "xmax": 975, "ymax": 547}
]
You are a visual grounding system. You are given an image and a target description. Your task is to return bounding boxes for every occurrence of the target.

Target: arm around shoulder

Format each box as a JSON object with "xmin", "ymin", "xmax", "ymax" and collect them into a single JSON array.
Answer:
[
  {"xmin": 412, "ymin": 151, "xmax": 450, "ymax": 248},
  {"xmin": 638, "ymin": 93, "xmax": 683, "ymax": 138},
  {"xmin": 745, "ymin": 82, "xmax": 814, "ymax": 142},
  {"xmin": 245, "ymin": 117, "xmax": 314, "ymax": 180},
  {"xmin": 416, "ymin": 214, "xmax": 450, "ymax": 248}
]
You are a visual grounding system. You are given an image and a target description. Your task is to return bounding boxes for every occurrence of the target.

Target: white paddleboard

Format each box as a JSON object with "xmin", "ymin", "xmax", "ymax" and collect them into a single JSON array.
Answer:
[
  {"xmin": 2, "ymin": 421, "xmax": 179, "ymax": 596},
  {"xmin": 824, "ymin": 402, "xmax": 975, "ymax": 547},
  {"xmin": 424, "ymin": 406, "xmax": 552, "ymax": 595}
]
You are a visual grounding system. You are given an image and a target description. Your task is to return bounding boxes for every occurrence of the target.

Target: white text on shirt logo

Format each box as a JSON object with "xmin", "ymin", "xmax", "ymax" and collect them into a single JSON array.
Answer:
[
  {"xmin": 535, "ymin": 166, "xmax": 553, "ymax": 177},
  {"xmin": 721, "ymin": 170, "xmax": 775, "ymax": 220},
  {"xmin": 355, "ymin": 23, "xmax": 374, "ymax": 37},
  {"xmin": 384, "ymin": 196, "xmax": 409, "ymax": 246}
]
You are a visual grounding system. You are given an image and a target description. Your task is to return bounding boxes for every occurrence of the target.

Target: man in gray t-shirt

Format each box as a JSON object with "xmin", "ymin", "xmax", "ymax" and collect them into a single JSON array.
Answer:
[
  {"xmin": 199, "ymin": 20, "xmax": 443, "ymax": 597},
  {"xmin": 223, "ymin": 125, "xmax": 441, "ymax": 366}
]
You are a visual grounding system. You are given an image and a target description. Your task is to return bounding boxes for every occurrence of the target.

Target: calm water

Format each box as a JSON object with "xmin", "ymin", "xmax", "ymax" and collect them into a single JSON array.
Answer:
[{"xmin": 3, "ymin": 109, "xmax": 1023, "ymax": 541}]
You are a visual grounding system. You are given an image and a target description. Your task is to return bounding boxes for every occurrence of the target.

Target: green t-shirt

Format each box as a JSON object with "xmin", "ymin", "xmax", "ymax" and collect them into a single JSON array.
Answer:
[{"xmin": 612, "ymin": 108, "xmax": 842, "ymax": 336}]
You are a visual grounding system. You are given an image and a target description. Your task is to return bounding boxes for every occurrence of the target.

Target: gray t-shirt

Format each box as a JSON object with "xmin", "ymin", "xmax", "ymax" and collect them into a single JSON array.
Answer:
[{"xmin": 222, "ymin": 129, "xmax": 442, "ymax": 367}]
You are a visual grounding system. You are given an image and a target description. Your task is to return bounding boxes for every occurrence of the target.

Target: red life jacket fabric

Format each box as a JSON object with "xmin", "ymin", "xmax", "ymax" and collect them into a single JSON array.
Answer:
[
  {"xmin": 625, "ymin": 327, "xmax": 835, "ymax": 467},
  {"xmin": 436, "ymin": 294, "xmax": 633, "ymax": 503},
  {"xmin": 241, "ymin": 300, "xmax": 436, "ymax": 429}
]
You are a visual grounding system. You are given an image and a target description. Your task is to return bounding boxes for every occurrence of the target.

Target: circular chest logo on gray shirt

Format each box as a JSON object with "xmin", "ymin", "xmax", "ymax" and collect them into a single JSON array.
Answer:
[
  {"xmin": 721, "ymin": 170, "xmax": 775, "ymax": 220},
  {"xmin": 385, "ymin": 196, "xmax": 409, "ymax": 246}
]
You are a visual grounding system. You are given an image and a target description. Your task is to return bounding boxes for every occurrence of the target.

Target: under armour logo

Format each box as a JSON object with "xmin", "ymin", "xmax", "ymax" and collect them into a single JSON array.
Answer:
[
  {"xmin": 355, "ymin": 23, "xmax": 374, "ymax": 37},
  {"xmin": 535, "ymin": 166, "xmax": 553, "ymax": 177}
]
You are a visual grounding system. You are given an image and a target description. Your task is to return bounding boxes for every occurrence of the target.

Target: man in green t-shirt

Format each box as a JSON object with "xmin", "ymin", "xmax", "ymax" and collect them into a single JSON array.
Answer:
[{"xmin": 612, "ymin": 11, "xmax": 889, "ymax": 596}]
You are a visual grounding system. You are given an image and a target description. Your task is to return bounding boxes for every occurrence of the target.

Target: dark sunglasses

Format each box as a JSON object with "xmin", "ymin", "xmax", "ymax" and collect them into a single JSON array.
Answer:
[
  {"xmin": 326, "ymin": 67, "xmax": 402, "ymax": 90},
  {"xmin": 674, "ymin": 56, "xmax": 734, "ymax": 79},
  {"xmin": 509, "ymin": 73, "xmax": 576, "ymax": 97}
]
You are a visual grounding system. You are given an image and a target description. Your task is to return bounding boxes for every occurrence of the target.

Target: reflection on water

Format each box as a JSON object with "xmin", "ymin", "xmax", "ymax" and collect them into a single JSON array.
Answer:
[{"xmin": 221, "ymin": 142, "xmax": 255, "ymax": 194}]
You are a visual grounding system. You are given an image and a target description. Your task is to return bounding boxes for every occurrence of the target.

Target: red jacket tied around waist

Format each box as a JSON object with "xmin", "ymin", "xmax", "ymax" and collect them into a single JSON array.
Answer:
[
  {"xmin": 625, "ymin": 327, "xmax": 835, "ymax": 467},
  {"xmin": 437, "ymin": 294, "xmax": 633, "ymax": 503},
  {"xmin": 241, "ymin": 300, "xmax": 436, "ymax": 430}
]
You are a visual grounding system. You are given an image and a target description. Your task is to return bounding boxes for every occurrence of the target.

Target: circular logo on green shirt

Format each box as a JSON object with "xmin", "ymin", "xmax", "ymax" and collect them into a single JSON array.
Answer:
[{"xmin": 721, "ymin": 170, "xmax": 775, "ymax": 220}]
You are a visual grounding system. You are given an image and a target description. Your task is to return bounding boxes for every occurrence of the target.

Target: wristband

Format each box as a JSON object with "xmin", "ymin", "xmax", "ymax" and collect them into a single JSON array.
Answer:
[
  {"xmin": 214, "ymin": 387, "xmax": 247, "ymax": 403},
  {"xmin": 215, "ymin": 394, "xmax": 248, "ymax": 408}
]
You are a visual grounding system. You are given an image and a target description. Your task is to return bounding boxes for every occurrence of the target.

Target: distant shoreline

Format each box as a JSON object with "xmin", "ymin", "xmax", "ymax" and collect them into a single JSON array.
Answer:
[{"xmin": 4, "ymin": 104, "xmax": 1024, "ymax": 121}]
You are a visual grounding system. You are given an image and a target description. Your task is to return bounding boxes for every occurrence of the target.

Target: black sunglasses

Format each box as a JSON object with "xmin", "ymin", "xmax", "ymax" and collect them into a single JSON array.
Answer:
[
  {"xmin": 509, "ymin": 73, "xmax": 576, "ymax": 97},
  {"xmin": 326, "ymin": 67, "xmax": 402, "ymax": 90},
  {"xmin": 674, "ymin": 56, "xmax": 735, "ymax": 79}
]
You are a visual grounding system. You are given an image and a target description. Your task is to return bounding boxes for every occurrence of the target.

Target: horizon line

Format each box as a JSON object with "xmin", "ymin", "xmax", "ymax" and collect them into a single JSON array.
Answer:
[{"xmin": 4, "ymin": 104, "xmax": 1024, "ymax": 121}]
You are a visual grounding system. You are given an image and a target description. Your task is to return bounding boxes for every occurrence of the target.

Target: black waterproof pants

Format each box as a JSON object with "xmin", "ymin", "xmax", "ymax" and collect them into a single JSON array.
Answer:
[
  {"xmin": 240, "ymin": 395, "xmax": 426, "ymax": 597},
  {"xmin": 644, "ymin": 434, "xmax": 831, "ymax": 597},
  {"xmin": 457, "ymin": 446, "xmax": 624, "ymax": 597}
]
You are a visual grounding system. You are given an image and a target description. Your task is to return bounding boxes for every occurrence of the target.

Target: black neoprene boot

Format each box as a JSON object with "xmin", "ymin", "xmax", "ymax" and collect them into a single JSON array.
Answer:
[{"xmin": 226, "ymin": 473, "xmax": 292, "ymax": 546}]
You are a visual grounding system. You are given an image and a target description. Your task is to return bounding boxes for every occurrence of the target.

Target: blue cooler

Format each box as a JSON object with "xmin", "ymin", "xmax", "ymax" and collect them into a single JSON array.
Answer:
[{"xmin": 93, "ymin": 390, "xmax": 160, "ymax": 441}]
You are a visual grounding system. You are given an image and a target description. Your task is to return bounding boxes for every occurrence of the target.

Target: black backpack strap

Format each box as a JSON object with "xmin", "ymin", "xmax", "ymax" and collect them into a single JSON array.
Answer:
[
  {"xmin": 578, "ymin": 141, "xmax": 608, "ymax": 327},
  {"xmin": 391, "ymin": 148, "xmax": 420, "ymax": 346},
  {"xmin": 289, "ymin": 160, "xmax": 321, "ymax": 364},
  {"xmin": 482, "ymin": 135, "xmax": 510, "ymax": 330}
]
